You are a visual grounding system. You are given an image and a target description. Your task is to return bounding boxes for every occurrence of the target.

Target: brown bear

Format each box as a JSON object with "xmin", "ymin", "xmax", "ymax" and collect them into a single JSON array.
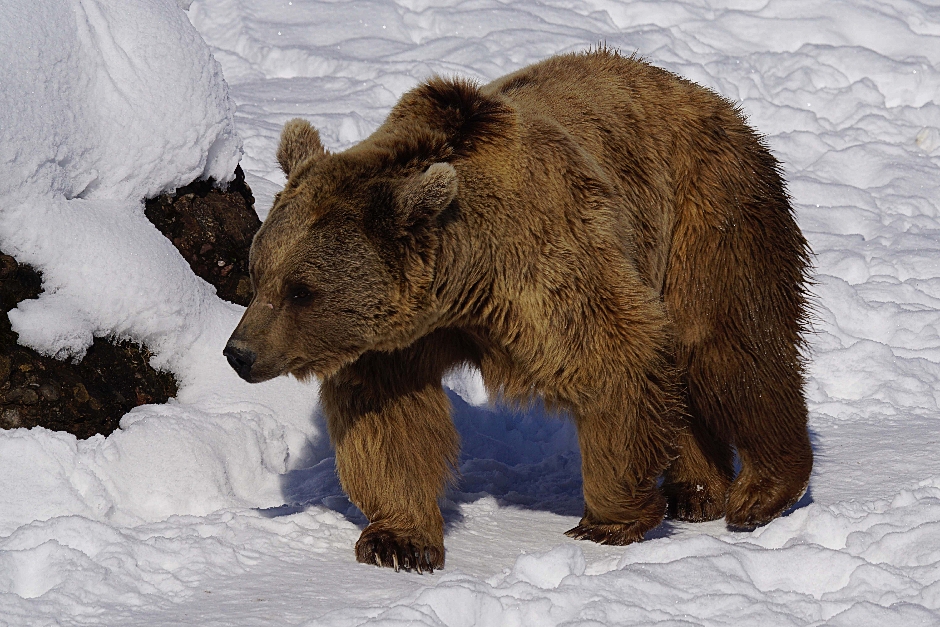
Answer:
[{"xmin": 224, "ymin": 49, "xmax": 813, "ymax": 573}]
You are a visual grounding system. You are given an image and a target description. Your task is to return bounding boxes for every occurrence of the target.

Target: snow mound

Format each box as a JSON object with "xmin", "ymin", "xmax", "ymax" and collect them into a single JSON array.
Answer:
[
  {"xmin": 0, "ymin": 0, "xmax": 241, "ymax": 363},
  {"xmin": 0, "ymin": 0, "xmax": 321, "ymax": 538},
  {"xmin": 0, "ymin": 0, "xmax": 240, "ymax": 204}
]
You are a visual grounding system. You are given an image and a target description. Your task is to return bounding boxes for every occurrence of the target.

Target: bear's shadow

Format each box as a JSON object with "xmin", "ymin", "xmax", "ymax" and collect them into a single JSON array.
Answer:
[
  {"xmin": 267, "ymin": 389, "xmax": 817, "ymax": 539},
  {"xmin": 267, "ymin": 390, "xmax": 586, "ymax": 528}
]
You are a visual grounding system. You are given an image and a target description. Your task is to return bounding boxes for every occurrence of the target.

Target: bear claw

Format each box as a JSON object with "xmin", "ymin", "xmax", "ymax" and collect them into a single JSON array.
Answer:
[
  {"xmin": 663, "ymin": 481, "xmax": 727, "ymax": 522},
  {"xmin": 356, "ymin": 527, "xmax": 443, "ymax": 574},
  {"xmin": 564, "ymin": 521, "xmax": 647, "ymax": 545}
]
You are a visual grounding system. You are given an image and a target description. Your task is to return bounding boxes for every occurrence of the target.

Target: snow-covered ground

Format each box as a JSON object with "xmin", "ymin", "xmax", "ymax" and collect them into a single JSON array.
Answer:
[{"xmin": 1, "ymin": 0, "xmax": 940, "ymax": 624}]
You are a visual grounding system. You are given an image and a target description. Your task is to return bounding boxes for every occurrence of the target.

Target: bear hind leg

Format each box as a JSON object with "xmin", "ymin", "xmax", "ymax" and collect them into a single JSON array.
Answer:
[
  {"xmin": 566, "ymin": 371, "xmax": 679, "ymax": 545},
  {"xmin": 687, "ymin": 341, "xmax": 812, "ymax": 529},
  {"xmin": 666, "ymin": 173, "xmax": 813, "ymax": 528},
  {"xmin": 725, "ymin": 382, "xmax": 812, "ymax": 529},
  {"xmin": 565, "ymin": 487, "xmax": 666, "ymax": 545}
]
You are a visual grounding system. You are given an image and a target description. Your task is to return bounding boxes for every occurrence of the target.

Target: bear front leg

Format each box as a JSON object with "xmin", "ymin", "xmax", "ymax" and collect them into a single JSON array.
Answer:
[
  {"xmin": 662, "ymin": 419, "xmax": 734, "ymax": 522},
  {"xmin": 565, "ymin": 373, "xmax": 679, "ymax": 545},
  {"xmin": 320, "ymin": 354, "xmax": 459, "ymax": 573}
]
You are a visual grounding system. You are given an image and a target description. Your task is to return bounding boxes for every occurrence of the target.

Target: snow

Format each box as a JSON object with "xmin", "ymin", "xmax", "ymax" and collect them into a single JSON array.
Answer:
[{"xmin": 0, "ymin": 0, "xmax": 939, "ymax": 624}]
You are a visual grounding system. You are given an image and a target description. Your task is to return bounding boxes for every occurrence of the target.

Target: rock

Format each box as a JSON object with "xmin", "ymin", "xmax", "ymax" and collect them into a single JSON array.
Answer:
[
  {"xmin": 38, "ymin": 382, "xmax": 59, "ymax": 401},
  {"xmin": 0, "ymin": 167, "xmax": 260, "ymax": 438},
  {"xmin": 145, "ymin": 165, "xmax": 261, "ymax": 306},
  {"xmin": 1, "ymin": 408, "xmax": 21, "ymax": 429},
  {"xmin": 0, "ymin": 251, "xmax": 179, "ymax": 438},
  {"xmin": 0, "ymin": 355, "xmax": 11, "ymax": 383},
  {"xmin": 0, "ymin": 250, "xmax": 179, "ymax": 439}
]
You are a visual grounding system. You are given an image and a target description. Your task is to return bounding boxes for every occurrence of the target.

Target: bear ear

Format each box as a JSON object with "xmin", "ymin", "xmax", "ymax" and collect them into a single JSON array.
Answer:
[
  {"xmin": 397, "ymin": 163, "xmax": 458, "ymax": 229},
  {"xmin": 277, "ymin": 118, "xmax": 327, "ymax": 177}
]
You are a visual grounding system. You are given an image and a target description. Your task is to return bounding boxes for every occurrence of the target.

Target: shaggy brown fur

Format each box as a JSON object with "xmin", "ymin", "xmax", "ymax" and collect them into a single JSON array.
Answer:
[{"xmin": 224, "ymin": 49, "xmax": 813, "ymax": 573}]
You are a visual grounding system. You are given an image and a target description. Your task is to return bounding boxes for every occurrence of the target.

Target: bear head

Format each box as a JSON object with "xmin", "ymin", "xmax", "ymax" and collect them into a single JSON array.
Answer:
[{"xmin": 224, "ymin": 118, "xmax": 459, "ymax": 383}]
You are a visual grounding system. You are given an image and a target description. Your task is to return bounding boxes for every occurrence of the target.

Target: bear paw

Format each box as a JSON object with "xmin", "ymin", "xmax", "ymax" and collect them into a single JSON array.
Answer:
[
  {"xmin": 564, "ymin": 520, "xmax": 648, "ymax": 545},
  {"xmin": 725, "ymin": 473, "xmax": 808, "ymax": 529},
  {"xmin": 663, "ymin": 481, "xmax": 727, "ymax": 522},
  {"xmin": 355, "ymin": 526, "xmax": 444, "ymax": 573}
]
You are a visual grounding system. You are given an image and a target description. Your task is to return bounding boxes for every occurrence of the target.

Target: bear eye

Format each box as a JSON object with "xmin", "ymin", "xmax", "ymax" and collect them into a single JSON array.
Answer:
[{"xmin": 287, "ymin": 284, "xmax": 317, "ymax": 306}]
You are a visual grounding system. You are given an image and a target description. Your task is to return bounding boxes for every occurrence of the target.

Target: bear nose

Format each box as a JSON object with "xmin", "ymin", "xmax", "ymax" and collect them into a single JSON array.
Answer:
[{"xmin": 223, "ymin": 344, "xmax": 256, "ymax": 381}]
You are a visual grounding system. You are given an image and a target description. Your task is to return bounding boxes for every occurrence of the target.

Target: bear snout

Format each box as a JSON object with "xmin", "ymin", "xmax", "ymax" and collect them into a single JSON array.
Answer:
[{"xmin": 223, "ymin": 343, "xmax": 257, "ymax": 382}]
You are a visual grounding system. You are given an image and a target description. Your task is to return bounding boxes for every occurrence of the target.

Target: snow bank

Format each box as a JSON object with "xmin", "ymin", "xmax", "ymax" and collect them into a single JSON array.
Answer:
[
  {"xmin": 0, "ymin": 0, "xmax": 240, "ymax": 204},
  {"xmin": 0, "ymin": 506, "xmax": 359, "ymax": 624},
  {"xmin": 0, "ymin": 0, "xmax": 321, "ymax": 536},
  {"xmin": 4, "ymin": 483, "xmax": 940, "ymax": 626},
  {"xmin": 0, "ymin": 0, "xmax": 240, "ymax": 362}
]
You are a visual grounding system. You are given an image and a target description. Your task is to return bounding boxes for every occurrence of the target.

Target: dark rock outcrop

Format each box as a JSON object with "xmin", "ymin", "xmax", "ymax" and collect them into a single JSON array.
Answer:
[{"xmin": 145, "ymin": 165, "xmax": 260, "ymax": 306}]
